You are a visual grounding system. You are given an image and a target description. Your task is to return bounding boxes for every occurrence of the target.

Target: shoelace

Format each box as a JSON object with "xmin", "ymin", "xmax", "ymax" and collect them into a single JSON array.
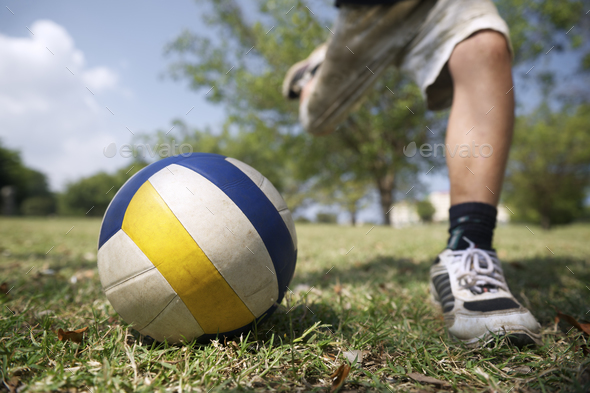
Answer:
[{"xmin": 450, "ymin": 238, "xmax": 508, "ymax": 294}]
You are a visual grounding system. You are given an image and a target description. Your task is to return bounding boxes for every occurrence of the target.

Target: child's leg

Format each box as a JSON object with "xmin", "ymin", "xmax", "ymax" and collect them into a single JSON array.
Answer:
[
  {"xmin": 444, "ymin": 30, "xmax": 514, "ymax": 250},
  {"xmin": 446, "ymin": 30, "xmax": 514, "ymax": 207}
]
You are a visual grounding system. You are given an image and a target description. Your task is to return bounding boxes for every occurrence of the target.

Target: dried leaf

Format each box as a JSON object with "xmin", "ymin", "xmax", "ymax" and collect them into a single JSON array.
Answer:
[
  {"xmin": 250, "ymin": 376, "xmax": 265, "ymax": 388},
  {"xmin": 343, "ymin": 350, "xmax": 368, "ymax": 367},
  {"xmin": 329, "ymin": 364, "xmax": 351, "ymax": 393},
  {"xmin": 556, "ymin": 311, "xmax": 590, "ymax": 335},
  {"xmin": 509, "ymin": 261, "xmax": 525, "ymax": 270},
  {"xmin": 55, "ymin": 326, "xmax": 88, "ymax": 343},
  {"xmin": 3, "ymin": 376, "xmax": 19, "ymax": 393},
  {"xmin": 323, "ymin": 353, "xmax": 337, "ymax": 361},
  {"xmin": 408, "ymin": 372, "xmax": 450, "ymax": 388},
  {"xmin": 574, "ymin": 344, "xmax": 590, "ymax": 356},
  {"xmin": 0, "ymin": 282, "xmax": 8, "ymax": 295},
  {"xmin": 503, "ymin": 365, "xmax": 532, "ymax": 374}
]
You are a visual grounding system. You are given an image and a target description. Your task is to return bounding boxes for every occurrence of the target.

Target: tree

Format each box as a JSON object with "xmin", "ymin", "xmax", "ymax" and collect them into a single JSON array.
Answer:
[
  {"xmin": 59, "ymin": 164, "xmax": 146, "ymax": 216},
  {"xmin": 0, "ymin": 140, "xmax": 55, "ymax": 215},
  {"xmin": 165, "ymin": 0, "xmax": 441, "ymax": 224},
  {"xmin": 493, "ymin": 1, "xmax": 590, "ymax": 229},
  {"xmin": 495, "ymin": 0, "xmax": 590, "ymax": 103},
  {"xmin": 504, "ymin": 104, "xmax": 590, "ymax": 229},
  {"xmin": 416, "ymin": 199, "xmax": 435, "ymax": 223}
]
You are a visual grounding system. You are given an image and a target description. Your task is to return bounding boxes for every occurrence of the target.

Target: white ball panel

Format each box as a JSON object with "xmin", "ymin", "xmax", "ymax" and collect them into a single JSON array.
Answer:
[
  {"xmin": 97, "ymin": 229, "xmax": 156, "ymax": 290},
  {"xmin": 225, "ymin": 157, "xmax": 263, "ymax": 186},
  {"xmin": 147, "ymin": 164, "xmax": 279, "ymax": 318},
  {"xmin": 105, "ymin": 268, "xmax": 177, "ymax": 331},
  {"xmin": 139, "ymin": 295, "xmax": 204, "ymax": 343},
  {"xmin": 259, "ymin": 177, "xmax": 288, "ymax": 212}
]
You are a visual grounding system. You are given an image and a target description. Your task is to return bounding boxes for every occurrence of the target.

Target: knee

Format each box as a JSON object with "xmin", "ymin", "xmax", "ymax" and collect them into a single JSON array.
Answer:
[{"xmin": 449, "ymin": 30, "xmax": 511, "ymax": 77}]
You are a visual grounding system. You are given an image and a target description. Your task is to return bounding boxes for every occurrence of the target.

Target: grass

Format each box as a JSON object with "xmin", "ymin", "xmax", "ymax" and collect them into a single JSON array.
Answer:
[{"xmin": 1, "ymin": 217, "xmax": 589, "ymax": 392}]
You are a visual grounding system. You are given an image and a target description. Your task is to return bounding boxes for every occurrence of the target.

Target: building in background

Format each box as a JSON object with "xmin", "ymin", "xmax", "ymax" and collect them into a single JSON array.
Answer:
[
  {"xmin": 389, "ymin": 200, "xmax": 420, "ymax": 228},
  {"xmin": 390, "ymin": 191, "xmax": 510, "ymax": 227}
]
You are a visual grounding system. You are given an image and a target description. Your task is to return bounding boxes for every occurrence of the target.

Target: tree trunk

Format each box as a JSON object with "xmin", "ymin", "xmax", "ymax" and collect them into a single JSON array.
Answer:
[
  {"xmin": 350, "ymin": 207, "xmax": 357, "ymax": 226},
  {"xmin": 376, "ymin": 174, "xmax": 395, "ymax": 225},
  {"xmin": 540, "ymin": 215, "xmax": 551, "ymax": 230}
]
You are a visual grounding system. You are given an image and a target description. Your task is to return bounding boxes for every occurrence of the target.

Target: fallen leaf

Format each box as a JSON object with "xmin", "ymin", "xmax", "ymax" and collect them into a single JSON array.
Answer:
[
  {"xmin": 502, "ymin": 365, "xmax": 532, "ymax": 374},
  {"xmin": 294, "ymin": 284, "xmax": 311, "ymax": 294},
  {"xmin": 250, "ymin": 376, "xmax": 265, "ymax": 388},
  {"xmin": 55, "ymin": 326, "xmax": 88, "ymax": 343},
  {"xmin": 323, "ymin": 353, "xmax": 337, "ymax": 362},
  {"xmin": 329, "ymin": 364, "xmax": 351, "ymax": 393},
  {"xmin": 343, "ymin": 350, "xmax": 364, "ymax": 365},
  {"xmin": 3, "ymin": 376, "xmax": 19, "ymax": 393},
  {"xmin": 40, "ymin": 268, "xmax": 56, "ymax": 276},
  {"xmin": 556, "ymin": 311, "xmax": 590, "ymax": 335},
  {"xmin": 509, "ymin": 261, "xmax": 525, "ymax": 270},
  {"xmin": 36, "ymin": 310, "xmax": 54, "ymax": 318},
  {"xmin": 408, "ymin": 372, "xmax": 450, "ymax": 388}
]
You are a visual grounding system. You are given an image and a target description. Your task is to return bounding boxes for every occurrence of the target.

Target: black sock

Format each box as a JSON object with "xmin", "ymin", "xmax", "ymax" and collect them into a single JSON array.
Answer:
[{"xmin": 447, "ymin": 202, "xmax": 497, "ymax": 250}]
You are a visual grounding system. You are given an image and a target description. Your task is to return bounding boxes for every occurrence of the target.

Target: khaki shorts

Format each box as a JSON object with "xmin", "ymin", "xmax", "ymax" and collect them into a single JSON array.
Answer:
[{"xmin": 302, "ymin": 0, "xmax": 511, "ymax": 134}]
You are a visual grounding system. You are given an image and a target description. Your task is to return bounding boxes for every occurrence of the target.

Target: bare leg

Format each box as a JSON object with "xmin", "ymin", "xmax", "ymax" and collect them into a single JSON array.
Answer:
[{"xmin": 446, "ymin": 30, "xmax": 514, "ymax": 207}]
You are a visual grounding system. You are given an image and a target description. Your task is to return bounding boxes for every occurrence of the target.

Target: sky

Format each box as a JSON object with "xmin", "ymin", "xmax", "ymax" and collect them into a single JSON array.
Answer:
[
  {"xmin": 0, "ymin": 0, "xmax": 227, "ymax": 190},
  {"xmin": 0, "ymin": 0, "xmax": 581, "ymax": 223}
]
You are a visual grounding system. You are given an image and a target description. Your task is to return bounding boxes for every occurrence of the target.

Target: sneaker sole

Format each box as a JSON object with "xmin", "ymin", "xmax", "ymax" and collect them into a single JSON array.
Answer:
[{"xmin": 461, "ymin": 326, "xmax": 542, "ymax": 348}]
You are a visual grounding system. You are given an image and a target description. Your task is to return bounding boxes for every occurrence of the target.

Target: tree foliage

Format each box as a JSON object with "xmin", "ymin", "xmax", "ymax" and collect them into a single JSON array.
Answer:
[
  {"xmin": 165, "ymin": 0, "xmax": 440, "ymax": 223},
  {"xmin": 416, "ymin": 199, "xmax": 436, "ymax": 223},
  {"xmin": 59, "ymin": 164, "xmax": 146, "ymax": 217},
  {"xmin": 495, "ymin": 0, "xmax": 590, "ymax": 102},
  {"xmin": 0, "ymin": 141, "xmax": 54, "ymax": 215},
  {"xmin": 161, "ymin": 0, "xmax": 589, "ymax": 225},
  {"xmin": 504, "ymin": 104, "xmax": 590, "ymax": 229}
]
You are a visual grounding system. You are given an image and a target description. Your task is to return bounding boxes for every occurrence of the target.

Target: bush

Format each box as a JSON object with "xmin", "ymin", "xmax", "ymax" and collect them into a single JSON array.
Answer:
[
  {"xmin": 295, "ymin": 216, "xmax": 311, "ymax": 223},
  {"xmin": 59, "ymin": 164, "xmax": 145, "ymax": 216},
  {"xmin": 504, "ymin": 104, "xmax": 590, "ymax": 229},
  {"xmin": 21, "ymin": 196, "xmax": 56, "ymax": 216},
  {"xmin": 416, "ymin": 199, "xmax": 435, "ymax": 223},
  {"xmin": 316, "ymin": 212, "xmax": 337, "ymax": 224}
]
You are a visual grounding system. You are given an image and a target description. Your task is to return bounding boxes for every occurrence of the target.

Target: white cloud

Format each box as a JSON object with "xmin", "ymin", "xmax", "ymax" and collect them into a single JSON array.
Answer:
[
  {"xmin": 83, "ymin": 67, "xmax": 118, "ymax": 92},
  {"xmin": 0, "ymin": 20, "xmax": 128, "ymax": 190}
]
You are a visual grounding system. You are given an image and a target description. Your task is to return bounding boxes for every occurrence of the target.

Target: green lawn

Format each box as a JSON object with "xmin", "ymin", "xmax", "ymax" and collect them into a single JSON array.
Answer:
[{"xmin": 1, "ymin": 217, "xmax": 589, "ymax": 392}]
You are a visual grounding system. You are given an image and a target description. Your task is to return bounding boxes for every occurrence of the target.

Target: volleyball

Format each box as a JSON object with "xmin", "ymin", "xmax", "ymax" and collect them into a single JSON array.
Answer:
[{"xmin": 97, "ymin": 153, "xmax": 297, "ymax": 343}]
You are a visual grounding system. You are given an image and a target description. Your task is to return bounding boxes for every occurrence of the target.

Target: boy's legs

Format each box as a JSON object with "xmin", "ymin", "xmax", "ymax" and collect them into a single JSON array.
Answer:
[{"xmin": 286, "ymin": 0, "xmax": 541, "ymax": 346}]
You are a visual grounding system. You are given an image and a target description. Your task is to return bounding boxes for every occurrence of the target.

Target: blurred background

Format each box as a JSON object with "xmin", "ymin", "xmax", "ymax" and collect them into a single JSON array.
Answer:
[{"xmin": 1, "ymin": 0, "xmax": 589, "ymax": 228}]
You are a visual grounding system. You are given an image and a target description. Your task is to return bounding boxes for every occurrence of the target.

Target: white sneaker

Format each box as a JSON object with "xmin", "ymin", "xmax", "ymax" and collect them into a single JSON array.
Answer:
[{"xmin": 430, "ymin": 238, "xmax": 542, "ymax": 347}]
